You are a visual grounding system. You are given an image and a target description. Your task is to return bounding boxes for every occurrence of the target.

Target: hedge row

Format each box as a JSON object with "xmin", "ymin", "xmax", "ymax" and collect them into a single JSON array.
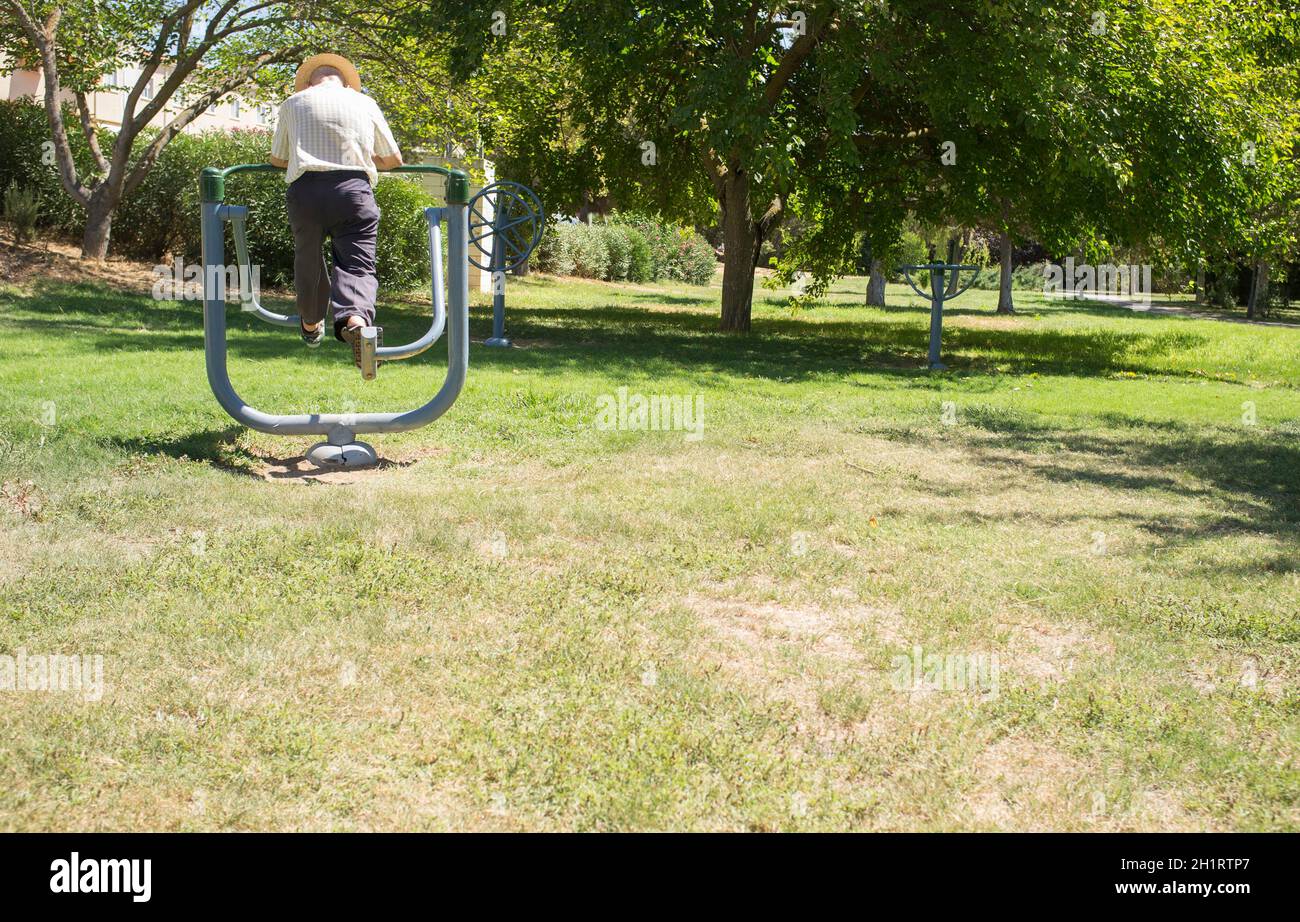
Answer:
[
  {"xmin": 534, "ymin": 216, "xmax": 717, "ymax": 285},
  {"xmin": 963, "ymin": 262, "xmax": 1054, "ymax": 292},
  {"xmin": 0, "ymin": 99, "xmax": 434, "ymax": 291}
]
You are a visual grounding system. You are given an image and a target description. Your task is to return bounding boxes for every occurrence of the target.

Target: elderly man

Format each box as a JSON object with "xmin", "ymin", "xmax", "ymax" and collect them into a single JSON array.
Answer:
[{"xmin": 270, "ymin": 54, "xmax": 403, "ymax": 362}]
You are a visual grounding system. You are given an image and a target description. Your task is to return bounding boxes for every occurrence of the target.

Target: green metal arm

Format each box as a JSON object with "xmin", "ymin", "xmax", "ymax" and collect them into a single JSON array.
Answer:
[{"xmin": 200, "ymin": 162, "xmax": 469, "ymax": 205}]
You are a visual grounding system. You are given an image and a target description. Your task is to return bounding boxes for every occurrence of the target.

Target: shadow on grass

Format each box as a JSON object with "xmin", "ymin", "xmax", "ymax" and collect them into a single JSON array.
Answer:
[
  {"xmin": 945, "ymin": 410, "xmax": 1300, "ymax": 548},
  {"xmin": 0, "ymin": 275, "xmax": 1254, "ymax": 390},
  {"xmin": 109, "ymin": 427, "xmax": 259, "ymax": 476},
  {"xmin": 14, "ymin": 278, "xmax": 1297, "ymax": 566}
]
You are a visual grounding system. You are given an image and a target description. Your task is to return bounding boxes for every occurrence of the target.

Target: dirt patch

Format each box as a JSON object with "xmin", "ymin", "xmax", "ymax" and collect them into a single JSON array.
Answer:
[
  {"xmin": 962, "ymin": 735, "xmax": 1089, "ymax": 829},
  {"xmin": 1185, "ymin": 657, "xmax": 1290, "ymax": 699},
  {"xmin": 1, "ymin": 480, "xmax": 45, "ymax": 520},
  {"xmin": 687, "ymin": 586, "xmax": 907, "ymax": 656},
  {"xmin": 680, "ymin": 588, "xmax": 911, "ymax": 727},
  {"xmin": 1002, "ymin": 617, "xmax": 1111, "ymax": 686},
  {"xmin": 1, "ymin": 239, "xmax": 159, "ymax": 294},
  {"xmin": 963, "ymin": 734, "xmax": 1208, "ymax": 830},
  {"xmin": 248, "ymin": 446, "xmax": 442, "ymax": 484}
]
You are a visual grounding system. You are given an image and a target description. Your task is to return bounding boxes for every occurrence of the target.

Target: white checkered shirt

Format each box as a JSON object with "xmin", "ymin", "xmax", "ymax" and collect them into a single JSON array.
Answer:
[{"xmin": 271, "ymin": 84, "xmax": 401, "ymax": 186}]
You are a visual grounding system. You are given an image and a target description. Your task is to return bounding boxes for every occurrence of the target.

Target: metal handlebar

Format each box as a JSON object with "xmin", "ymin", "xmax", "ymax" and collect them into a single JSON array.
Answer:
[{"xmin": 201, "ymin": 162, "xmax": 469, "ymax": 205}]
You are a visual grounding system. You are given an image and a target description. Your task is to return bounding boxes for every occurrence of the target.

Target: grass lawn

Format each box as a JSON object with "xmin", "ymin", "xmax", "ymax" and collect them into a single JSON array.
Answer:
[{"xmin": 1, "ymin": 252, "xmax": 1297, "ymax": 830}]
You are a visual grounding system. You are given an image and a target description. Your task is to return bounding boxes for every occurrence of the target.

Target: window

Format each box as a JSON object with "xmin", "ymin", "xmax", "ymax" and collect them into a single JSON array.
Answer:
[
  {"xmin": 230, "ymin": 97, "xmax": 240, "ymax": 118},
  {"xmin": 257, "ymin": 105, "xmax": 270, "ymax": 125},
  {"xmin": 142, "ymin": 79, "xmax": 154, "ymax": 100}
]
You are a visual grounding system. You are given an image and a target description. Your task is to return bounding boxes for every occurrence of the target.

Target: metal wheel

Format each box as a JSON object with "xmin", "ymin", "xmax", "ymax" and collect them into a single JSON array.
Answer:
[{"xmin": 467, "ymin": 181, "xmax": 544, "ymax": 273}]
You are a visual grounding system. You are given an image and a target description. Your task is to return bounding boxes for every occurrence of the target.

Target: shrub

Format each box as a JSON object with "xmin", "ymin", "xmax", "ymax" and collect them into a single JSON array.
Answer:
[
  {"xmin": 569, "ymin": 223, "xmax": 610, "ymax": 280},
  {"xmin": 668, "ymin": 230, "xmax": 717, "ymax": 285},
  {"xmin": 534, "ymin": 219, "xmax": 576, "ymax": 276},
  {"xmin": 0, "ymin": 99, "xmax": 91, "ymax": 236},
  {"xmin": 373, "ymin": 178, "xmax": 438, "ymax": 292},
  {"xmin": 0, "ymin": 103, "xmax": 433, "ymax": 291},
  {"xmin": 624, "ymin": 226, "xmax": 652, "ymax": 283},
  {"xmin": 957, "ymin": 261, "xmax": 1051, "ymax": 292},
  {"xmin": 617, "ymin": 212, "xmax": 676, "ymax": 280},
  {"xmin": 883, "ymin": 229, "xmax": 930, "ymax": 282},
  {"xmin": 533, "ymin": 214, "xmax": 714, "ymax": 286},
  {"xmin": 132, "ymin": 131, "xmax": 435, "ymax": 291},
  {"xmin": 228, "ymin": 169, "xmax": 433, "ymax": 291},
  {"xmin": 111, "ymin": 128, "xmax": 267, "ymax": 262},
  {"xmin": 603, "ymin": 224, "xmax": 632, "ymax": 281},
  {"xmin": 3, "ymin": 182, "xmax": 41, "ymax": 243}
]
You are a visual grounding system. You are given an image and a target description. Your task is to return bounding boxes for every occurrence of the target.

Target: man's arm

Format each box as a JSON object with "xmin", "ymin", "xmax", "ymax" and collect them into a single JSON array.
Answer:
[
  {"xmin": 371, "ymin": 101, "xmax": 403, "ymax": 170},
  {"xmin": 269, "ymin": 100, "xmax": 291, "ymax": 168}
]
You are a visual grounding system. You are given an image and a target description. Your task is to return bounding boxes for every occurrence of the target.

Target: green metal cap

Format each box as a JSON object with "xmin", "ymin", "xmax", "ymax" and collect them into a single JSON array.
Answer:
[
  {"xmin": 446, "ymin": 169, "xmax": 470, "ymax": 206},
  {"xmin": 200, "ymin": 167, "xmax": 225, "ymax": 203}
]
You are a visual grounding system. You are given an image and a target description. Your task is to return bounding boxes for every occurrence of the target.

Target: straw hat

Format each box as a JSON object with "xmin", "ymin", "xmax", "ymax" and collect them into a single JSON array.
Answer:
[{"xmin": 294, "ymin": 53, "xmax": 362, "ymax": 93}]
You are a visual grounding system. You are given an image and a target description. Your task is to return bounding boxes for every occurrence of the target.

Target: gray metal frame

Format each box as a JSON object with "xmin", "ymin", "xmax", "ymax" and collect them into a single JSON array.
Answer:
[
  {"xmin": 899, "ymin": 261, "xmax": 980, "ymax": 370},
  {"xmin": 200, "ymin": 168, "xmax": 469, "ymax": 461}
]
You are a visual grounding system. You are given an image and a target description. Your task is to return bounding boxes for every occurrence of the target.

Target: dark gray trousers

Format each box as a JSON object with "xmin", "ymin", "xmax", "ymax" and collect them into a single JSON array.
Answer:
[{"xmin": 286, "ymin": 170, "xmax": 380, "ymax": 340}]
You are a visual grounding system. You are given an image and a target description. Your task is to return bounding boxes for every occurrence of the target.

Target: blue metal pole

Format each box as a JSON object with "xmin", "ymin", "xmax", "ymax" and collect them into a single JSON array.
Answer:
[
  {"xmin": 485, "ymin": 196, "xmax": 511, "ymax": 348},
  {"xmin": 928, "ymin": 266, "xmax": 946, "ymax": 370}
]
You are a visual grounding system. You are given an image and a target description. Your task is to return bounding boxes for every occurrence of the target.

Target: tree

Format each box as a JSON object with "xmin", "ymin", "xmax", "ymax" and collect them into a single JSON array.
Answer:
[
  {"xmin": 0, "ymin": 0, "xmax": 310, "ymax": 259},
  {"xmin": 412, "ymin": 1, "xmax": 1291, "ymax": 331},
  {"xmin": 417, "ymin": 1, "xmax": 904, "ymax": 331},
  {"xmin": 1235, "ymin": 5, "xmax": 1300, "ymax": 318}
]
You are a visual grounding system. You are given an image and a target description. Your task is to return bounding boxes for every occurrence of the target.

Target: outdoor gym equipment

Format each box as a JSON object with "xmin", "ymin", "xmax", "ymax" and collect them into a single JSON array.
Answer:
[
  {"xmin": 900, "ymin": 241, "xmax": 980, "ymax": 371},
  {"xmin": 467, "ymin": 181, "xmax": 544, "ymax": 347},
  {"xmin": 200, "ymin": 162, "xmax": 470, "ymax": 468}
]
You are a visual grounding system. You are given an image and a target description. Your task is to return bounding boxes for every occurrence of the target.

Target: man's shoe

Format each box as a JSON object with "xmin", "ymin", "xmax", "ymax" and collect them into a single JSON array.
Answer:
[{"xmin": 300, "ymin": 319, "xmax": 324, "ymax": 348}]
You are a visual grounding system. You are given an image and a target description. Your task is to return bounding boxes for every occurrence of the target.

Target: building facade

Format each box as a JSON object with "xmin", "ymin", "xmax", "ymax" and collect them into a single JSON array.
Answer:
[{"xmin": 0, "ymin": 63, "xmax": 270, "ymax": 134}]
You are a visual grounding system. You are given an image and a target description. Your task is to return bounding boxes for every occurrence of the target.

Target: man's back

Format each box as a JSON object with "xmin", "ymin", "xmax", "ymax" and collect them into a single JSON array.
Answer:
[
  {"xmin": 271, "ymin": 56, "xmax": 401, "ymax": 357},
  {"xmin": 273, "ymin": 84, "xmax": 399, "ymax": 186}
]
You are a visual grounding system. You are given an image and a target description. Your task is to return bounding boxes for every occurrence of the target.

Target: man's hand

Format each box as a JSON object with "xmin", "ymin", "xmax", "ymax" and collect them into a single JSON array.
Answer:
[
  {"xmin": 269, "ymin": 156, "xmax": 288, "ymax": 168},
  {"xmin": 375, "ymin": 153, "xmax": 404, "ymax": 171}
]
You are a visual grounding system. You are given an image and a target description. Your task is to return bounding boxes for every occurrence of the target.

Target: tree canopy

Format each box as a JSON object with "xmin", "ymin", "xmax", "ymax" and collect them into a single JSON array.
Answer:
[{"xmin": 411, "ymin": 0, "xmax": 1299, "ymax": 329}]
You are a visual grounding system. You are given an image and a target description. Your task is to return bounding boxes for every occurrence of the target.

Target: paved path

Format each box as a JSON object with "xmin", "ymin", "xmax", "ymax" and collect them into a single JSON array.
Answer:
[{"xmin": 1084, "ymin": 294, "xmax": 1300, "ymax": 329}]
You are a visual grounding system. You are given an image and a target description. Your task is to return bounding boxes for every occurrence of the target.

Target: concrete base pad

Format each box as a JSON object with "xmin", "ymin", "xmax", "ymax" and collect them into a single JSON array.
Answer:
[{"xmin": 305, "ymin": 440, "xmax": 379, "ymax": 469}]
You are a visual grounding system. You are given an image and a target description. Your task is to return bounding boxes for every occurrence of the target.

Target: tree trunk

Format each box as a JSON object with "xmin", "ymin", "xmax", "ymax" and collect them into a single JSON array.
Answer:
[
  {"xmin": 1194, "ymin": 266, "xmax": 1206, "ymax": 305},
  {"xmin": 866, "ymin": 258, "xmax": 887, "ymax": 307},
  {"xmin": 81, "ymin": 190, "xmax": 118, "ymax": 261},
  {"xmin": 996, "ymin": 229, "xmax": 1015, "ymax": 314},
  {"xmin": 1247, "ymin": 261, "xmax": 1270, "ymax": 319},
  {"xmin": 719, "ymin": 171, "xmax": 759, "ymax": 332}
]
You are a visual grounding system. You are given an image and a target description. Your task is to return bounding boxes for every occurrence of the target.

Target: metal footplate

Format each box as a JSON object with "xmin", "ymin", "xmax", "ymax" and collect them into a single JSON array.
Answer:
[{"xmin": 358, "ymin": 326, "xmax": 382, "ymax": 381}]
